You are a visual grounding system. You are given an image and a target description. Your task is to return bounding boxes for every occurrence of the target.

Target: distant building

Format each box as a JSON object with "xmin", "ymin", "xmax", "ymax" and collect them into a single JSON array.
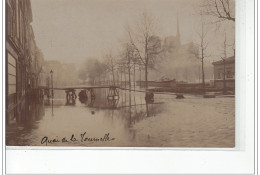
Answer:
[{"xmin": 212, "ymin": 56, "xmax": 235, "ymax": 90}]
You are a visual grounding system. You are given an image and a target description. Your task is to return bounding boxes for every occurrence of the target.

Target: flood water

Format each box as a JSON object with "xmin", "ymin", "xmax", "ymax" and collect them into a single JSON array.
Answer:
[{"xmin": 6, "ymin": 88, "xmax": 235, "ymax": 147}]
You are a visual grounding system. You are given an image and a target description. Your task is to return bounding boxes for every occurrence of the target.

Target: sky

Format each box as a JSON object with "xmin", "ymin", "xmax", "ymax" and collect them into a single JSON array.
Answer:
[{"xmin": 31, "ymin": 0, "xmax": 235, "ymax": 67}]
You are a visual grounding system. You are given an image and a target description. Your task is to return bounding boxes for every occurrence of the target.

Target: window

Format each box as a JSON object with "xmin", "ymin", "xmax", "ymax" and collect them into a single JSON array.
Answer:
[
  {"xmin": 226, "ymin": 68, "xmax": 233, "ymax": 79},
  {"xmin": 15, "ymin": 0, "xmax": 19, "ymax": 39},
  {"xmin": 12, "ymin": 0, "xmax": 16, "ymax": 37},
  {"xmin": 7, "ymin": 53, "xmax": 16, "ymax": 95},
  {"xmin": 226, "ymin": 71, "xmax": 233, "ymax": 78},
  {"xmin": 217, "ymin": 73, "xmax": 221, "ymax": 79},
  {"xmin": 19, "ymin": 9, "xmax": 23, "ymax": 45},
  {"xmin": 217, "ymin": 68, "xmax": 223, "ymax": 79},
  {"xmin": 6, "ymin": 4, "xmax": 12, "ymax": 36}
]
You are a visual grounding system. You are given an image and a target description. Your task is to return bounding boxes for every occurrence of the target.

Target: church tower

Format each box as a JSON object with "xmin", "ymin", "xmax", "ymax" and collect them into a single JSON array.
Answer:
[{"xmin": 176, "ymin": 14, "xmax": 181, "ymax": 46}]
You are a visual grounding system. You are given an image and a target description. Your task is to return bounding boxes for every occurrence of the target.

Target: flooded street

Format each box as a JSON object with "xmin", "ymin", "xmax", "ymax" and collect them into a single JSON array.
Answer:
[{"xmin": 6, "ymin": 89, "xmax": 235, "ymax": 147}]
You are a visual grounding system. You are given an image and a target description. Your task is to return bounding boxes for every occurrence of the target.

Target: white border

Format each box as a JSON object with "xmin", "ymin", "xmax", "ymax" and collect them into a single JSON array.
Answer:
[
  {"xmin": 1, "ymin": 0, "xmax": 256, "ymax": 174},
  {"xmin": 1, "ymin": 0, "xmax": 5, "ymax": 174}
]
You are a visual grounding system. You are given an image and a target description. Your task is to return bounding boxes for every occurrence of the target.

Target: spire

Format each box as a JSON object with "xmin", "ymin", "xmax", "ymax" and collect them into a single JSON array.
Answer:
[{"xmin": 176, "ymin": 14, "xmax": 181, "ymax": 45}]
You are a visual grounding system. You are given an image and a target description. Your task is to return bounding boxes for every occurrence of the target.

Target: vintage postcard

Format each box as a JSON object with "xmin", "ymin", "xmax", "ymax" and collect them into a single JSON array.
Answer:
[{"xmin": 5, "ymin": 0, "xmax": 235, "ymax": 147}]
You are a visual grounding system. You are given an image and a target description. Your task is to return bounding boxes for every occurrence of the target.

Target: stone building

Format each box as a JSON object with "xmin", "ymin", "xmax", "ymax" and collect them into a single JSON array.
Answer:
[
  {"xmin": 212, "ymin": 56, "xmax": 235, "ymax": 90},
  {"xmin": 6, "ymin": 0, "xmax": 44, "ymax": 122}
]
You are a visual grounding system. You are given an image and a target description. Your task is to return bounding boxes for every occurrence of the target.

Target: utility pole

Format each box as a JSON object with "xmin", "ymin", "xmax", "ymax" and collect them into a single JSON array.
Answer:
[
  {"xmin": 139, "ymin": 66, "xmax": 142, "ymax": 88},
  {"xmin": 120, "ymin": 65, "xmax": 122, "ymax": 87},
  {"xmin": 50, "ymin": 69, "xmax": 54, "ymax": 117},
  {"xmin": 198, "ymin": 65, "xmax": 200, "ymax": 83},
  {"xmin": 223, "ymin": 33, "xmax": 227, "ymax": 93},
  {"xmin": 124, "ymin": 64, "xmax": 126, "ymax": 88},
  {"xmin": 127, "ymin": 45, "xmax": 131, "ymax": 91},
  {"xmin": 50, "ymin": 70, "xmax": 54, "ymax": 98},
  {"xmin": 133, "ymin": 62, "xmax": 136, "ymax": 91}
]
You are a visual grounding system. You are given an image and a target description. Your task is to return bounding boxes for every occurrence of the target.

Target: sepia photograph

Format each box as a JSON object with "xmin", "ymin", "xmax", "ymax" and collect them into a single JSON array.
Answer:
[{"xmin": 5, "ymin": 0, "xmax": 235, "ymax": 147}]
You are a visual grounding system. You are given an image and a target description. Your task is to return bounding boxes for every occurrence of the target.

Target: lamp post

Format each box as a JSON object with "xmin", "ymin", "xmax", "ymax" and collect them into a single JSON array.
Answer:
[
  {"xmin": 50, "ymin": 70, "xmax": 54, "ymax": 116},
  {"xmin": 223, "ymin": 59, "xmax": 226, "ymax": 94},
  {"xmin": 50, "ymin": 70, "xmax": 54, "ymax": 98}
]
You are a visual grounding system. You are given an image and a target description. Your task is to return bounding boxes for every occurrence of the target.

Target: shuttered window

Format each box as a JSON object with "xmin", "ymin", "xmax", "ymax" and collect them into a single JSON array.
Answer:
[{"xmin": 7, "ymin": 53, "xmax": 16, "ymax": 95}]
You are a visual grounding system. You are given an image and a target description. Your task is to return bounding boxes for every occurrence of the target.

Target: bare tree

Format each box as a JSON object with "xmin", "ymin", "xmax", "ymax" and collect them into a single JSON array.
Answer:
[
  {"xmin": 104, "ymin": 52, "xmax": 117, "ymax": 86},
  {"xmin": 123, "ymin": 42, "xmax": 141, "ymax": 90},
  {"xmin": 125, "ymin": 43, "xmax": 133, "ymax": 90},
  {"xmin": 201, "ymin": 0, "xmax": 235, "ymax": 22},
  {"xmin": 192, "ymin": 17, "xmax": 210, "ymax": 90},
  {"xmin": 221, "ymin": 32, "xmax": 227, "ymax": 92},
  {"xmin": 125, "ymin": 11, "xmax": 161, "ymax": 89},
  {"xmin": 78, "ymin": 58, "xmax": 106, "ymax": 85}
]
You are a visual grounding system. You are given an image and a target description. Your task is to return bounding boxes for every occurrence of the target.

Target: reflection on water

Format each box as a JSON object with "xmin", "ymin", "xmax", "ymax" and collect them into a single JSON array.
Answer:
[
  {"xmin": 6, "ymin": 89, "xmax": 163, "ymax": 146},
  {"xmin": 6, "ymin": 95, "xmax": 45, "ymax": 146},
  {"xmin": 6, "ymin": 88, "xmax": 235, "ymax": 147}
]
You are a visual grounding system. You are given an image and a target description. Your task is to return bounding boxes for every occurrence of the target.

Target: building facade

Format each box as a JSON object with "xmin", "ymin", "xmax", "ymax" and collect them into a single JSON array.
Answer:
[
  {"xmin": 6, "ymin": 0, "xmax": 44, "ymax": 123},
  {"xmin": 212, "ymin": 56, "xmax": 235, "ymax": 90}
]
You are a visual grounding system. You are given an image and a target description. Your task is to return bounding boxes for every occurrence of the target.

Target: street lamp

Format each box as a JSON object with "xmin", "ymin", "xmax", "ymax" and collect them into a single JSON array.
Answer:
[{"xmin": 50, "ymin": 70, "xmax": 54, "ymax": 98}]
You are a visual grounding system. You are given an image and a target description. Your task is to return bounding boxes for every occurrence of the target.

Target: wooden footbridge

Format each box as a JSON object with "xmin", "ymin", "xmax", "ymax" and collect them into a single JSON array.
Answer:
[
  {"xmin": 40, "ymin": 85, "xmax": 181, "ymax": 107},
  {"xmin": 41, "ymin": 85, "xmax": 120, "ymax": 105}
]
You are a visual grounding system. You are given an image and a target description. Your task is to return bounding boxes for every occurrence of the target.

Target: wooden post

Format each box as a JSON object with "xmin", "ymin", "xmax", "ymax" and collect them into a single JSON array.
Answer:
[
  {"xmin": 133, "ymin": 63, "xmax": 135, "ymax": 90},
  {"xmin": 124, "ymin": 64, "xmax": 126, "ymax": 88},
  {"xmin": 128, "ymin": 62, "xmax": 131, "ymax": 91},
  {"xmin": 120, "ymin": 65, "xmax": 123, "ymax": 87},
  {"xmin": 139, "ymin": 66, "xmax": 142, "ymax": 88}
]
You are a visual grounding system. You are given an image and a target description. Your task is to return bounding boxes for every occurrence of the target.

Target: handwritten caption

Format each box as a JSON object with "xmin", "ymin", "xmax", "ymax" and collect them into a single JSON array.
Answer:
[{"xmin": 41, "ymin": 132, "xmax": 115, "ymax": 146}]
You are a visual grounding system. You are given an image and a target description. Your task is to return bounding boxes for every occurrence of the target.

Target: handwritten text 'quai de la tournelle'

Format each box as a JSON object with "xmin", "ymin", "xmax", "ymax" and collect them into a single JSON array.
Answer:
[{"xmin": 40, "ymin": 132, "xmax": 115, "ymax": 145}]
